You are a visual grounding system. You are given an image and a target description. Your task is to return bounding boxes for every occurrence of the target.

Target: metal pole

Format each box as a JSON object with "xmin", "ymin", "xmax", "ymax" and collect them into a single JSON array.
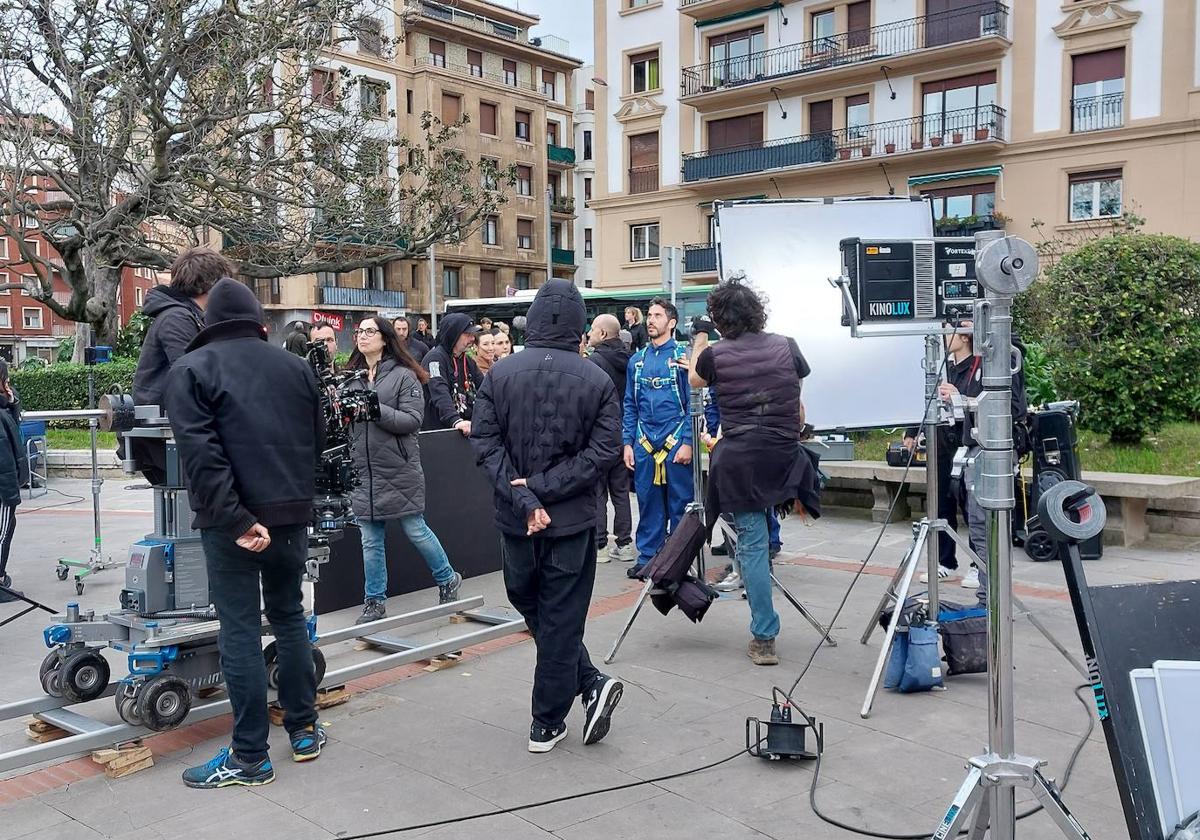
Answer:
[
  {"xmin": 427, "ymin": 243, "xmax": 437, "ymax": 333},
  {"xmin": 87, "ymin": 364, "xmax": 102, "ymax": 562},
  {"xmin": 923, "ymin": 334, "xmax": 942, "ymax": 618},
  {"xmin": 545, "ymin": 187, "xmax": 554, "ymax": 282}
]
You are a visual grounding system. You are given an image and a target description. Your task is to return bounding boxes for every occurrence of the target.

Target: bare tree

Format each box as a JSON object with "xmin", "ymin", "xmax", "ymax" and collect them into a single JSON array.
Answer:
[{"xmin": 0, "ymin": 0, "xmax": 514, "ymax": 345}]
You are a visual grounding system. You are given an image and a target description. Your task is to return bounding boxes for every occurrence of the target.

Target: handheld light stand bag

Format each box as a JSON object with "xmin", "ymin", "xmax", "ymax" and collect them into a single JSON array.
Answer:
[
  {"xmin": 937, "ymin": 605, "xmax": 988, "ymax": 675},
  {"xmin": 899, "ymin": 622, "xmax": 944, "ymax": 693}
]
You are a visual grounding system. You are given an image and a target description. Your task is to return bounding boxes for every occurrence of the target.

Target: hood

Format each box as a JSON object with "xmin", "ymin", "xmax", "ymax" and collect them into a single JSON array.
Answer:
[
  {"xmin": 142, "ymin": 285, "xmax": 199, "ymax": 319},
  {"xmin": 436, "ymin": 313, "xmax": 479, "ymax": 355},
  {"xmin": 186, "ymin": 277, "xmax": 268, "ymax": 351},
  {"xmin": 525, "ymin": 279, "xmax": 585, "ymax": 351}
]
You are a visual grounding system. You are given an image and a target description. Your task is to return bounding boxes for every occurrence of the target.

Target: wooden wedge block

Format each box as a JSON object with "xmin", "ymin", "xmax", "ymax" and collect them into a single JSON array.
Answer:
[
  {"xmin": 25, "ymin": 719, "xmax": 70, "ymax": 743},
  {"xmin": 423, "ymin": 653, "xmax": 463, "ymax": 673},
  {"xmin": 448, "ymin": 614, "xmax": 470, "ymax": 624},
  {"xmin": 268, "ymin": 686, "xmax": 351, "ymax": 726},
  {"xmin": 92, "ymin": 743, "xmax": 154, "ymax": 779}
]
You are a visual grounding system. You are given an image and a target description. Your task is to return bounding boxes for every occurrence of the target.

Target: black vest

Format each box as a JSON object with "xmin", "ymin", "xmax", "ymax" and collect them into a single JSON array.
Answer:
[{"xmin": 710, "ymin": 333, "xmax": 801, "ymax": 439}]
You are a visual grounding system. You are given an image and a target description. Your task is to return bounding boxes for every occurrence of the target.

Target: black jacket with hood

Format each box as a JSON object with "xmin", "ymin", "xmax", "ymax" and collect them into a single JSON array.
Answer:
[
  {"xmin": 133, "ymin": 286, "xmax": 205, "ymax": 408},
  {"xmin": 165, "ymin": 279, "xmax": 324, "ymax": 538},
  {"xmin": 421, "ymin": 313, "xmax": 482, "ymax": 430},
  {"xmin": 471, "ymin": 280, "xmax": 621, "ymax": 539},
  {"xmin": 589, "ymin": 338, "xmax": 631, "ymax": 400}
]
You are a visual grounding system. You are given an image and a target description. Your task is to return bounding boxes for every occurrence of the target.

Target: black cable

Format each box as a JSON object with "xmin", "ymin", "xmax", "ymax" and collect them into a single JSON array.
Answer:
[
  {"xmin": 331, "ymin": 743, "xmax": 757, "ymax": 839},
  {"xmin": 20, "ymin": 487, "xmax": 88, "ymax": 513},
  {"xmin": 809, "ymin": 683, "xmax": 1096, "ymax": 838}
]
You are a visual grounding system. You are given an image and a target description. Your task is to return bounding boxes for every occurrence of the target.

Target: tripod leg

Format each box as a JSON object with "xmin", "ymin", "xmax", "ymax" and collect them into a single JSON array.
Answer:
[
  {"xmin": 965, "ymin": 792, "xmax": 991, "ymax": 840},
  {"xmin": 859, "ymin": 531, "xmax": 919, "ymax": 645},
  {"xmin": 1032, "ymin": 770, "xmax": 1092, "ymax": 840},
  {"xmin": 604, "ymin": 578, "xmax": 656, "ymax": 665},
  {"xmin": 933, "ymin": 767, "xmax": 987, "ymax": 840},
  {"xmin": 1013, "ymin": 595, "xmax": 1088, "ymax": 680},
  {"xmin": 860, "ymin": 523, "xmax": 928, "ymax": 719},
  {"xmin": 771, "ymin": 573, "xmax": 837, "ymax": 646}
]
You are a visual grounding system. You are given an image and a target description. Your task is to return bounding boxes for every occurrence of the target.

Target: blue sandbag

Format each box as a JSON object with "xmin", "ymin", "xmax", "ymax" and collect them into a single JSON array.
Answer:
[
  {"xmin": 884, "ymin": 627, "xmax": 909, "ymax": 690},
  {"xmin": 899, "ymin": 622, "xmax": 944, "ymax": 693}
]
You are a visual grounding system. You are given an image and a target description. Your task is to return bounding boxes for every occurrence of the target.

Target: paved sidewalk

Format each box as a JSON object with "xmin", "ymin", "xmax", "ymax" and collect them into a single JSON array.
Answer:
[{"xmin": 0, "ymin": 478, "xmax": 1195, "ymax": 840}]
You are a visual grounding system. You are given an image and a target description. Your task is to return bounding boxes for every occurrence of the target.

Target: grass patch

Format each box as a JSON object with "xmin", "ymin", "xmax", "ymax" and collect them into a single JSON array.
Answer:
[{"xmin": 46, "ymin": 429, "xmax": 118, "ymax": 450}]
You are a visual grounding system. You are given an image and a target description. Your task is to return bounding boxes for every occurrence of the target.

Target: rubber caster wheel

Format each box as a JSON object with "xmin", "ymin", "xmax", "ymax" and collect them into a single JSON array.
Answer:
[
  {"xmin": 55, "ymin": 565, "xmax": 69, "ymax": 581},
  {"xmin": 60, "ymin": 649, "xmax": 111, "ymax": 703},
  {"xmin": 75, "ymin": 580, "xmax": 85, "ymax": 596},
  {"xmin": 137, "ymin": 675, "xmax": 191, "ymax": 731},
  {"xmin": 115, "ymin": 686, "xmax": 143, "ymax": 726},
  {"xmin": 1024, "ymin": 530, "xmax": 1057, "ymax": 562},
  {"xmin": 39, "ymin": 650, "xmax": 64, "ymax": 698},
  {"xmin": 264, "ymin": 643, "xmax": 327, "ymax": 690}
]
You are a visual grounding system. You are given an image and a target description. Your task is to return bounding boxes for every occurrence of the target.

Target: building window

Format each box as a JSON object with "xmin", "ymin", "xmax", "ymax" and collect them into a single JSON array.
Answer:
[
  {"xmin": 630, "ymin": 50, "xmax": 659, "ymax": 94},
  {"xmin": 541, "ymin": 69, "xmax": 557, "ymax": 99},
  {"xmin": 479, "ymin": 101, "xmax": 498, "ymax": 135},
  {"xmin": 517, "ymin": 219, "xmax": 534, "ymax": 250},
  {"xmin": 584, "ymin": 228, "xmax": 593, "ymax": 259},
  {"xmin": 923, "ymin": 184, "xmax": 996, "ymax": 222},
  {"xmin": 707, "ymin": 28, "xmax": 764, "ymax": 86},
  {"xmin": 0, "ymin": 271, "xmax": 7, "ymax": 294},
  {"xmin": 357, "ymin": 16, "xmax": 382, "ymax": 56},
  {"xmin": 468, "ymin": 49, "xmax": 484, "ymax": 77},
  {"xmin": 547, "ymin": 121, "xmax": 559, "ymax": 146},
  {"xmin": 583, "ymin": 130, "xmax": 592, "ymax": 160},
  {"xmin": 406, "ymin": 89, "xmax": 413, "ymax": 114},
  {"xmin": 1072, "ymin": 49, "xmax": 1125, "ymax": 132},
  {"xmin": 707, "ymin": 113, "xmax": 763, "ymax": 152},
  {"xmin": 365, "ymin": 265, "xmax": 385, "ymax": 290},
  {"xmin": 515, "ymin": 109, "xmax": 531, "ymax": 141},
  {"xmin": 22, "ymin": 307, "xmax": 42, "ymax": 329},
  {"xmin": 0, "ymin": 308, "xmax": 9, "ymax": 328},
  {"xmin": 311, "ymin": 69, "xmax": 336, "ymax": 107},
  {"xmin": 811, "ymin": 9, "xmax": 835, "ymax": 45},
  {"xmin": 585, "ymin": 89, "xmax": 595, "ymax": 110},
  {"xmin": 428, "ymin": 38, "xmax": 446, "ymax": 68},
  {"xmin": 441, "ymin": 92, "xmax": 461, "ymax": 124},
  {"xmin": 516, "ymin": 165, "xmax": 532, "ymax": 196},
  {"xmin": 482, "ymin": 215, "xmax": 499, "ymax": 246},
  {"xmin": 629, "ymin": 0, "xmax": 652, "ymax": 7},
  {"xmin": 922, "ymin": 71, "xmax": 997, "ymax": 140},
  {"xmin": 442, "ymin": 266, "xmax": 460, "ymax": 298},
  {"xmin": 845, "ymin": 94, "xmax": 870, "ymax": 139},
  {"xmin": 503, "ymin": 59, "xmax": 518, "ymax": 87},
  {"xmin": 630, "ymin": 223, "xmax": 659, "ymax": 261},
  {"xmin": 1069, "ymin": 170, "xmax": 1123, "ymax": 222},
  {"xmin": 135, "ymin": 287, "xmax": 144, "ymax": 307},
  {"xmin": 548, "ymin": 171, "xmax": 561, "ymax": 201},
  {"xmin": 480, "ymin": 269, "xmax": 498, "ymax": 297},
  {"xmin": 584, "ymin": 177, "xmax": 592, "ymax": 203},
  {"xmin": 515, "ymin": 272, "xmax": 531, "ymax": 290},
  {"xmin": 360, "ymin": 81, "xmax": 387, "ymax": 118},
  {"xmin": 628, "ymin": 131, "xmax": 659, "ymax": 194},
  {"xmin": 411, "ymin": 264, "xmax": 419, "ymax": 290},
  {"xmin": 317, "ymin": 271, "xmax": 337, "ymax": 286},
  {"xmin": 481, "ymin": 157, "xmax": 499, "ymax": 190},
  {"xmin": 551, "ymin": 222, "xmax": 563, "ymax": 250}
]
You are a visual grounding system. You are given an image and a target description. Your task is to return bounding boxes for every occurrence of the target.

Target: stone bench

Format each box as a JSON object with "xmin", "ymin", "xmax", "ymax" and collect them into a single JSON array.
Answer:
[
  {"xmin": 820, "ymin": 460, "xmax": 1200, "ymax": 547},
  {"xmin": 45, "ymin": 449, "xmax": 125, "ymax": 479}
]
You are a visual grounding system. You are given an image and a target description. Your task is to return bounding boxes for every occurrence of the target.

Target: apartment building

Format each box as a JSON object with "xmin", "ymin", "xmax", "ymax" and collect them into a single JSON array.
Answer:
[
  {"xmin": 257, "ymin": 0, "xmax": 584, "ymax": 337},
  {"xmin": 575, "ymin": 65, "xmax": 600, "ymax": 287},
  {"xmin": 591, "ymin": 0, "xmax": 1200, "ymax": 289}
]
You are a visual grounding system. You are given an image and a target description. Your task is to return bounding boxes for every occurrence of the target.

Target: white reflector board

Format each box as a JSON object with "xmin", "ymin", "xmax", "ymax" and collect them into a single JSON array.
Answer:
[
  {"xmin": 1130, "ymin": 668, "xmax": 1179, "ymax": 835},
  {"xmin": 1154, "ymin": 660, "xmax": 1200, "ymax": 819},
  {"xmin": 715, "ymin": 197, "xmax": 934, "ymax": 431}
]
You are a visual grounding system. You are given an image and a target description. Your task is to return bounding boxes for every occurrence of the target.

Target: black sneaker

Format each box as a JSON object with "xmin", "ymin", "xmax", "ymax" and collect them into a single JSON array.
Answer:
[
  {"xmin": 355, "ymin": 598, "xmax": 386, "ymax": 625},
  {"xmin": 711, "ymin": 542, "xmax": 730, "ymax": 557},
  {"xmin": 769, "ymin": 545, "xmax": 781, "ymax": 560},
  {"xmin": 0, "ymin": 575, "xmax": 21, "ymax": 603},
  {"xmin": 181, "ymin": 748, "xmax": 274, "ymax": 789},
  {"xmin": 437, "ymin": 572, "xmax": 463, "ymax": 605},
  {"xmin": 582, "ymin": 676, "xmax": 624, "ymax": 746},
  {"xmin": 528, "ymin": 722, "xmax": 568, "ymax": 754},
  {"xmin": 626, "ymin": 565, "xmax": 646, "ymax": 580},
  {"xmin": 290, "ymin": 724, "xmax": 327, "ymax": 763}
]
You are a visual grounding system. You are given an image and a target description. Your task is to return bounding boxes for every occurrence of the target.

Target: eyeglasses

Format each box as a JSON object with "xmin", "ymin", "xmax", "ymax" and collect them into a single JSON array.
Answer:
[{"xmin": 354, "ymin": 328, "xmax": 381, "ymax": 338}]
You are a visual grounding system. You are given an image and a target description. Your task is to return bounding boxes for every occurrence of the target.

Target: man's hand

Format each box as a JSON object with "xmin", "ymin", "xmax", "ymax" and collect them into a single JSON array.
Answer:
[
  {"xmin": 526, "ymin": 508, "xmax": 552, "ymax": 536},
  {"xmin": 702, "ymin": 433, "xmax": 717, "ymax": 450},
  {"xmin": 673, "ymin": 443, "xmax": 693, "ymax": 466},
  {"xmin": 902, "ymin": 436, "xmax": 917, "ymax": 451},
  {"xmin": 937, "ymin": 383, "xmax": 959, "ymax": 401},
  {"xmin": 454, "ymin": 419, "xmax": 472, "ymax": 436},
  {"xmin": 237, "ymin": 523, "xmax": 271, "ymax": 553},
  {"xmin": 623, "ymin": 444, "xmax": 635, "ymax": 471},
  {"xmin": 510, "ymin": 478, "xmax": 527, "ymax": 487}
]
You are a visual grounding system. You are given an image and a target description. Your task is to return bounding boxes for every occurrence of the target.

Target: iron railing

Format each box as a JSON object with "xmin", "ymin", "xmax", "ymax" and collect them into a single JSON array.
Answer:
[
  {"xmin": 934, "ymin": 214, "xmax": 1004, "ymax": 236},
  {"xmin": 552, "ymin": 248, "xmax": 575, "ymax": 266},
  {"xmin": 417, "ymin": 1, "xmax": 520, "ymax": 41},
  {"xmin": 548, "ymin": 144, "xmax": 576, "ymax": 165},
  {"xmin": 683, "ymin": 243, "xmax": 717, "ymax": 273},
  {"xmin": 413, "ymin": 55, "xmax": 537, "ymax": 91},
  {"xmin": 629, "ymin": 165, "xmax": 659, "ymax": 194},
  {"xmin": 681, "ymin": 105, "xmax": 1006, "ymax": 182},
  {"xmin": 680, "ymin": 2, "xmax": 1008, "ymax": 97},
  {"xmin": 550, "ymin": 196, "xmax": 576, "ymax": 214},
  {"xmin": 318, "ymin": 286, "xmax": 407, "ymax": 309},
  {"xmin": 1071, "ymin": 92, "xmax": 1124, "ymax": 133}
]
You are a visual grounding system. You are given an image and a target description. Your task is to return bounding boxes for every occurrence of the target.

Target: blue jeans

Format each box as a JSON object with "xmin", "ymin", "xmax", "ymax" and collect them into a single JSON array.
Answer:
[
  {"xmin": 360, "ymin": 515, "xmax": 456, "ymax": 601},
  {"xmin": 733, "ymin": 510, "xmax": 780, "ymax": 641},
  {"xmin": 768, "ymin": 508, "xmax": 782, "ymax": 551}
]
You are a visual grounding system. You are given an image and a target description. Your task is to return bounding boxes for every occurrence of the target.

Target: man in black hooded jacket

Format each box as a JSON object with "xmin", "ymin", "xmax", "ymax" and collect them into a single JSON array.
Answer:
[
  {"xmin": 471, "ymin": 279, "xmax": 625, "ymax": 754},
  {"xmin": 165, "ymin": 278, "xmax": 326, "ymax": 788},
  {"xmin": 421, "ymin": 313, "xmax": 482, "ymax": 433},
  {"xmin": 587, "ymin": 313, "xmax": 634, "ymax": 562}
]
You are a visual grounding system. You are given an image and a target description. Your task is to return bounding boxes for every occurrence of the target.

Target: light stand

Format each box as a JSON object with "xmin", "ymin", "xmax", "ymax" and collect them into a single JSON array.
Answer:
[{"xmin": 932, "ymin": 232, "xmax": 1090, "ymax": 840}]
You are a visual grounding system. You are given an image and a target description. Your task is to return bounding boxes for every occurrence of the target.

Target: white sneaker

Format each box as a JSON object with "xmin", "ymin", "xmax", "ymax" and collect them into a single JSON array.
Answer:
[
  {"xmin": 714, "ymin": 571, "xmax": 743, "ymax": 592},
  {"xmin": 596, "ymin": 544, "xmax": 612, "ymax": 564},
  {"xmin": 610, "ymin": 543, "xmax": 636, "ymax": 563},
  {"xmin": 960, "ymin": 567, "xmax": 980, "ymax": 589},
  {"xmin": 919, "ymin": 564, "xmax": 953, "ymax": 583}
]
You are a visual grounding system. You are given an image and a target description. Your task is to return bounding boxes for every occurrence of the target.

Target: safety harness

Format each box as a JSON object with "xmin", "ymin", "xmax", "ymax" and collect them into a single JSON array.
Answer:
[{"xmin": 633, "ymin": 341, "xmax": 689, "ymax": 486}]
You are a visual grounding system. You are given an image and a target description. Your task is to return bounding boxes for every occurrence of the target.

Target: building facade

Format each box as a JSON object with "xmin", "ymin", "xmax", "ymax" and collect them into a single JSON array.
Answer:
[
  {"xmin": 591, "ymin": 0, "xmax": 1200, "ymax": 289},
  {"xmin": 256, "ymin": 0, "xmax": 584, "ymax": 339},
  {"xmin": 574, "ymin": 65, "xmax": 600, "ymax": 288}
]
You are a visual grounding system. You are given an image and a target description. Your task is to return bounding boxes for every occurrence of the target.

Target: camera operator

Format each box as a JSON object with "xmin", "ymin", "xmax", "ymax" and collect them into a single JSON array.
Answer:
[
  {"xmin": 346, "ymin": 317, "xmax": 463, "ymax": 625},
  {"xmin": 311, "ymin": 322, "xmax": 339, "ymax": 365},
  {"xmin": 688, "ymin": 280, "xmax": 820, "ymax": 667},
  {"xmin": 129, "ymin": 246, "xmax": 231, "ymax": 484},
  {"xmin": 471, "ymin": 279, "xmax": 624, "ymax": 754},
  {"xmin": 421, "ymin": 313, "xmax": 482, "ymax": 435},
  {"xmin": 165, "ymin": 279, "xmax": 326, "ymax": 788}
]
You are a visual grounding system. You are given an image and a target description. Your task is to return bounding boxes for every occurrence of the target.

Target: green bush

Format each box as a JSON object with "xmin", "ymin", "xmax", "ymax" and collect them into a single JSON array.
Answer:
[
  {"xmin": 1042, "ymin": 233, "xmax": 1200, "ymax": 443},
  {"xmin": 11, "ymin": 360, "xmax": 140, "ymax": 422},
  {"xmin": 1021, "ymin": 341, "xmax": 1058, "ymax": 407}
]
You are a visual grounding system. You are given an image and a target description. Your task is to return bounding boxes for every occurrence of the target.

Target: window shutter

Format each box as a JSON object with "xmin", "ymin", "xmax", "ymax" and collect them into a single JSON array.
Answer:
[{"xmin": 1072, "ymin": 49, "xmax": 1125, "ymax": 85}]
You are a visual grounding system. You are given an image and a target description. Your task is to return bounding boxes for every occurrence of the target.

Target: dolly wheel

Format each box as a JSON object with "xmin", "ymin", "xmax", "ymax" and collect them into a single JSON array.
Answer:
[
  {"xmin": 1024, "ymin": 530, "xmax": 1057, "ymax": 563},
  {"xmin": 39, "ymin": 650, "xmax": 64, "ymax": 698},
  {"xmin": 115, "ymin": 687, "xmax": 143, "ymax": 726},
  {"xmin": 264, "ymin": 643, "xmax": 327, "ymax": 690},
  {"xmin": 60, "ymin": 649, "xmax": 111, "ymax": 703},
  {"xmin": 55, "ymin": 565, "xmax": 69, "ymax": 581},
  {"xmin": 137, "ymin": 675, "xmax": 192, "ymax": 731}
]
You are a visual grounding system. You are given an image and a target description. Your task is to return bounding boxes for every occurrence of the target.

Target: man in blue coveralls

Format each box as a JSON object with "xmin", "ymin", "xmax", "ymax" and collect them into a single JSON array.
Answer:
[{"xmin": 622, "ymin": 298, "xmax": 693, "ymax": 578}]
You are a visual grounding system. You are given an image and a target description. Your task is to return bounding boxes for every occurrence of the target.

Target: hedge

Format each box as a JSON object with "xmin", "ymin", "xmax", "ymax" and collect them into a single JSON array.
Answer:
[{"xmin": 11, "ymin": 360, "xmax": 140, "ymax": 421}]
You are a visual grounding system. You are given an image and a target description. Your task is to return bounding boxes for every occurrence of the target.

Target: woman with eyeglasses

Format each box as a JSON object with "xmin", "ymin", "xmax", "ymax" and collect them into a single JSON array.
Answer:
[{"xmin": 347, "ymin": 317, "xmax": 462, "ymax": 624}]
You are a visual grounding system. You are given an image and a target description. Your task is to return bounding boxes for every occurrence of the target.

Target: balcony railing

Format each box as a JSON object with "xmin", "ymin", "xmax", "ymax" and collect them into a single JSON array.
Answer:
[
  {"xmin": 551, "ymin": 248, "xmax": 575, "ymax": 266},
  {"xmin": 934, "ymin": 214, "xmax": 1004, "ymax": 237},
  {"xmin": 629, "ymin": 165, "xmax": 659, "ymax": 194},
  {"xmin": 1071, "ymin": 92, "xmax": 1124, "ymax": 133},
  {"xmin": 683, "ymin": 243, "xmax": 717, "ymax": 273},
  {"xmin": 682, "ymin": 105, "xmax": 1005, "ymax": 182},
  {"xmin": 413, "ymin": 55, "xmax": 537, "ymax": 92},
  {"xmin": 548, "ymin": 144, "xmax": 576, "ymax": 165},
  {"xmin": 680, "ymin": 3, "xmax": 1008, "ymax": 97},
  {"xmin": 318, "ymin": 286, "xmax": 407, "ymax": 309},
  {"xmin": 550, "ymin": 195, "xmax": 576, "ymax": 214},
  {"xmin": 417, "ymin": 1, "xmax": 520, "ymax": 41}
]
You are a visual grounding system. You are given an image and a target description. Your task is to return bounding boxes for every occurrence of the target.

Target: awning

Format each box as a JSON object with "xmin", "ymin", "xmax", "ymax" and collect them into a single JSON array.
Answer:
[
  {"xmin": 699, "ymin": 195, "xmax": 766, "ymax": 208},
  {"xmin": 697, "ymin": 3, "xmax": 782, "ymax": 28},
  {"xmin": 908, "ymin": 166, "xmax": 1002, "ymax": 187}
]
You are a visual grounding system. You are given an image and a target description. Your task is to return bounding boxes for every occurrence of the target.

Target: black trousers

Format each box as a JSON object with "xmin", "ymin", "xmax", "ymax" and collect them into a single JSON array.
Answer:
[
  {"xmin": 202, "ymin": 524, "xmax": 317, "ymax": 762},
  {"xmin": 0, "ymin": 503, "xmax": 15, "ymax": 578},
  {"xmin": 595, "ymin": 461, "xmax": 633, "ymax": 547},
  {"xmin": 934, "ymin": 450, "xmax": 968, "ymax": 570},
  {"xmin": 501, "ymin": 529, "xmax": 602, "ymax": 729}
]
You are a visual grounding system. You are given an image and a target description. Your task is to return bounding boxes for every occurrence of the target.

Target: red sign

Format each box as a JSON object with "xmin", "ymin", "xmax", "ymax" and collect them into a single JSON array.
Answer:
[{"xmin": 312, "ymin": 311, "xmax": 343, "ymax": 330}]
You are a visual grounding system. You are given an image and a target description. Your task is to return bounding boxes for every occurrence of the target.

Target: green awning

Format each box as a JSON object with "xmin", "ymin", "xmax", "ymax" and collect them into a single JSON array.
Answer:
[
  {"xmin": 908, "ymin": 166, "xmax": 1002, "ymax": 187},
  {"xmin": 696, "ymin": 3, "xmax": 782, "ymax": 28}
]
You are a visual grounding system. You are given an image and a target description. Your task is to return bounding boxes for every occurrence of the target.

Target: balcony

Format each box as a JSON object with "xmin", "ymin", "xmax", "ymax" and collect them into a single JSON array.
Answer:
[
  {"xmin": 683, "ymin": 243, "xmax": 717, "ymax": 274},
  {"xmin": 548, "ymin": 144, "xmax": 576, "ymax": 166},
  {"xmin": 413, "ymin": 55, "xmax": 538, "ymax": 92},
  {"xmin": 682, "ymin": 106, "xmax": 1006, "ymax": 183},
  {"xmin": 551, "ymin": 248, "xmax": 575, "ymax": 266},
  {"xmin": 934, "ymin": 214, "xmax": 1005, "ymax": 237},
  {"xmin": 629, "ymin": 165, "xmax": 659, "ymax": 195},
  {"xmin": 550, "ymin": 195, "xmax": 576, "ymax": 215},
  {"xmin": 416, "ymin": 1, "xmax": 519, "ymax": 41},
  {"xmin": 680, "ymin": 3, "xmax": 1008, "ymax": 104},
  {"xmin": 318, "ymin": 286, "xmax": 407, "ymax": 309},
  {"xmin": 1071, "ymin": 92, "xmax": 1124, "ymax": 133},
  {"xmin": 679, "ymin": 0, "xmax": 774, "ymax": 20}
]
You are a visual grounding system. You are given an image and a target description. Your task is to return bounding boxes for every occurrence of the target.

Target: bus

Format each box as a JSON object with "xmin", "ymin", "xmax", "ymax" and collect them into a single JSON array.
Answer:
[{"xmin": 443, "ymin": 285, "xmax": 715, "ymax": 345}]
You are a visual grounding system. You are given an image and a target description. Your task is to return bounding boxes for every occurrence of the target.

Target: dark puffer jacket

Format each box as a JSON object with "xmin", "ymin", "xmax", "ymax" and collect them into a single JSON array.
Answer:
[
  {"xmin": 133, "ymin": 286, "xmax": 205, "ymax": 408},
  {"xmin": 471, "ymin": 279, "xmax": 621, "ymax": 538},
  {"xmin": 347, "ymin": 357, "xmax": 427, "ymax": 520},
  {"xmin": 421, "ymin": 313, "xmax": 482, "ymax": 430}
]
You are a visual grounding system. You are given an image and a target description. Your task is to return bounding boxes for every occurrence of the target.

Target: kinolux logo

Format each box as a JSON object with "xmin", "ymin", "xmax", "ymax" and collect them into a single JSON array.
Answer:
[{"xmin": 869, "ymin": 300, "xmax": 912, "ymax": 317}]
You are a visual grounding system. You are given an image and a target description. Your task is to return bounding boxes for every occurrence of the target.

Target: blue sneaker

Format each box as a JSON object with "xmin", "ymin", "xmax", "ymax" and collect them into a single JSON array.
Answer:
[
  {"xmin": 181, "ymin": 747, "xmax": 274, "ymax": 789},
  {"xmin": 290, "ymin": 724, "xmax": 327, "ymax": 762}
]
